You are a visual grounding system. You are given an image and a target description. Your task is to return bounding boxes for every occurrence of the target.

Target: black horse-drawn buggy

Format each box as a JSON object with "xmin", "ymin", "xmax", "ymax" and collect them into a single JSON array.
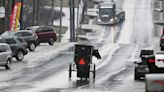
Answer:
[{"xmin": 69, "ymin": 44, "xmax": 101, "ymax": 80}]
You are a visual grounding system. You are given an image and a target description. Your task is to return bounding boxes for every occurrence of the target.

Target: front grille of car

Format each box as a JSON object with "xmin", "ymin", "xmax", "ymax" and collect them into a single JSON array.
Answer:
[{"xmin": 101, "ymin": 17, "xmax": 109, "ymax": 22}]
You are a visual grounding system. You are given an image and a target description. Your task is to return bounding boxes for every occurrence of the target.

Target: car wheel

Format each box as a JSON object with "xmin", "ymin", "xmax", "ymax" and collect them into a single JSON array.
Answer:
[
  {"xmin": 48, "ymin": 38, "xmax": 55, "ymax": 45},
  {"xmin": 134, "ymin": 74, "xmax": 139, "ymax": 80},
  {"xmin": 16, "ymin": 50, "xmax": 24, "ymax": 61},
  {"xmin": 5, "ymin": 59, "xmax": 11, "ymax": 69},
  {"xmin": 29, "ymin": 43, "xmax": 36, "ymax": 51},
  {"xmin": 161, "ymin": 46, "xmax": 164, "ymax": 51},
  {"xmin": 134, "ymin": 67, "xmax": 140, "ymax": 80},
  {"xmin": 37, "ymin": 42, "xmax": 40, "ymax": 46}
]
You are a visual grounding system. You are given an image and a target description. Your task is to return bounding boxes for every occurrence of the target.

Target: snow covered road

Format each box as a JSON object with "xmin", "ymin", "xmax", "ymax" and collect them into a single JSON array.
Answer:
[{"xmin": 0, "ymin": 0, "xmax": 158, "ymax": 91}]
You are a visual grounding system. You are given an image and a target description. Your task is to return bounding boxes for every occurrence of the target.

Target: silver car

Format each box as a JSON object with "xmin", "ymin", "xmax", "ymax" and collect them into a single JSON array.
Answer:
[
  {"xmin": 0, "ymin": 43, "xmax": 12, "ymax": 69},
  {"xmin": 1, "ymin": 30, "xmax": 38, "ymax": 51}
]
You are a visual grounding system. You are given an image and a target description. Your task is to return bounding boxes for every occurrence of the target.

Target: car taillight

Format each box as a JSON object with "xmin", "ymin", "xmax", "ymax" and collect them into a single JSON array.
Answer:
[
  {"xmin": 79, "ymin": 58, "xmax": 86, "ymax": 65},
  {"xmin": 153, "ymin": 80, "xmax": 164, "ymax": 86},
  {"xmin": 161, "ymin": 38, "xmax": 164, "ymax": 40},
  {"xmin": 148, "ymin": 59, "xmax": 155, "ymax": 63}
]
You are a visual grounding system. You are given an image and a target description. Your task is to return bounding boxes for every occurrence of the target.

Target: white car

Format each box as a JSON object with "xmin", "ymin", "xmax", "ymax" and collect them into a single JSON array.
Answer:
[
  {"xmin": 155, "ymin": 51, "xmax": 164, "ymax": 68},
  {"xmin": 145, "ymin": 74, "xmax": 164, "ymax": 92},
  {"xmin": 145, "ymin": 51, "xmax": 164, "ymax": 92},
  {"xmin": 0, "ymin": 43, "xmax": 12, "ymax": 69}
]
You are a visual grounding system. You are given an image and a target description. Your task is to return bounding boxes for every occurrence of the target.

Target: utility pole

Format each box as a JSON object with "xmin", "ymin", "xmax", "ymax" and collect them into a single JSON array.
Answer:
[
  {"xmin": 69, "ymin": 0, "xmax": 75, "ymax": 42},
  {"xmin": 2, "ymin": 0, "xmax": 5, "ymax": 33},
  {"xmin": 76, "ymin": 0, "xmax": 80, "ymax": 42},
  {"xmin": 20, "ymin": 0, "xmax": 24, "ymax": 29},
  {"xmin": 32, "ymin": 0, "xmax": 35, "ymax": 25},
  {"xmin": 72, "ymin": 0, "xmax": 75, "ymax": 42},
  {"xmin": 59, "ymin": 0, "xmax": 63, "ymax": 42},
  {"xmin": 36, "ymin": 0, "xmax": 40, "ymax": 25},
  {"xmin": 79, "ymin": 0, "xmax": 87, "ymax": 35},
  {"xmin": 51, "ymin": 0, "xmax": 54, "ymax": 26}
]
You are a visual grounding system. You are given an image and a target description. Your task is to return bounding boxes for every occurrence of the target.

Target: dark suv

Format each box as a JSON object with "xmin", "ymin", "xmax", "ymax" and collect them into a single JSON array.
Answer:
[
  {"xmin": 160, "ymin": 35, "xmax": 164, "ymax": 51},
  {"xmin": 27, "ymin": 26, "xmax": 57, "ymax": 45},
  {"xmin": 1, "ymin": 30, "xmax": 38, "ymax": 51},
  {"xmin": 134, "ymin": 50, "xmax": 154, "ymax": 80},
  {"xmin": 0, "ymin": 36, "xmax": 28, "ymax": 61}
]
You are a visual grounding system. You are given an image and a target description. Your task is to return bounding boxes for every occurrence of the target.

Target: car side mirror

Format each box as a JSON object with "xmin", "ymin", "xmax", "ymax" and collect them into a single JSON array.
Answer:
[{"xmin": 134, "ymin": 61, "xmax": 137, "ymax": 64}]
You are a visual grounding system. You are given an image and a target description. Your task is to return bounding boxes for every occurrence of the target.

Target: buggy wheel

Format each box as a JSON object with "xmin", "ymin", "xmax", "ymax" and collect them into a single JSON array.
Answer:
[
  {"xmin": 69, "ymin": 64, "xmax": 72, "ymax": 78},
  {"xmin": 93, "ymin": 64, "xmax": 96, "ymax": 79}
]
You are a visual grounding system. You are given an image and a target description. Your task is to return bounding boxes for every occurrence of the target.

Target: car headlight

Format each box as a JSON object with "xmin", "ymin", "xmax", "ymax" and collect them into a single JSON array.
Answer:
[
  {"xmin": 110, "ymin": 18, "xmax": 114, "ymax": 22},
  {"xmin": 98, "ymin": 18, "xmax": 101, "ymax": 22}
]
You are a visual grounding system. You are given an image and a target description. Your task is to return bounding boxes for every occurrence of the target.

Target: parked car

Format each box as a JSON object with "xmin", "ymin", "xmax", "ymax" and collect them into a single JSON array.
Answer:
[
  {"xmin": 1, "ymin": 30, "xmax": 38, "ymax": 51},
  {"xmin": 0, "ymin": 36, "xmax": 28, "ymax": 61},
  {"xmin": 0, "ymin": 43, "xmax": 12, "ymax": 69},
  {"xmin": 26, "ymin": 26, "xmax": 57, "ymax": 45},
  {"xmin": 134, "ymin": 49, "xmax": 154, "ymax": 80}
]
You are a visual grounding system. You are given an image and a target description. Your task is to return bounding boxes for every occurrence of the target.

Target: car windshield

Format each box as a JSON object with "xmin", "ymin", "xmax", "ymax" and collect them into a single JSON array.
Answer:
[
  {"xmin": 5, "ymin": 38, "xmax": 16, "ymax": 44},
  {"xmin": 1, "ymin": 31, "xmax": 15, "ymax": 37},
  {"xmin": 140, "ymin": 50, "xmax": 154, "ymax": 56}
]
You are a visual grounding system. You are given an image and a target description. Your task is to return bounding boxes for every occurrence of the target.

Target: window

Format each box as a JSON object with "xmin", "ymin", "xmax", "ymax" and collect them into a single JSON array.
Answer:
[
  {"xmin": 1, "ymin": 31, "xmax": 14, "ymax": 36},
  {"xmin": 15, "ymin": 32, "xmax": 22, "ymax": 37},
  {"xmin": 45, "ymin": 27, "xmax": 53, "ymax": 32},
  {"xmin": 37, "ymin": 27, "xmax": 53, "ymax": 32},
  {"xmin": 0, "ymin": 39, "xmax": 4, "ymax": 43},
  {"xmin": 0, "ymin": 46, "xmax": 5, "ymax": 52},
  {"xmin": 17, "ymin": 38, "xmax": 25, "ymax": 43},
  {"xmin": 3, "ymin": 45, "xmax": 10, "ymax": 52},
  {"xmin": 22, "ymin": 32, "xmax": 32, "ymax": 36},
  {"xmin": 5, "ymin": 39, "xmax": 16, "ymax": 44},
  {"xmin": 36, "ymin": 27, "xmax": 44, "ymax": 32}
]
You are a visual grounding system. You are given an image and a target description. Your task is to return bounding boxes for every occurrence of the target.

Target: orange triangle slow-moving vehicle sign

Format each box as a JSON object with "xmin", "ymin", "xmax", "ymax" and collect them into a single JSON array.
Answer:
[{"xmin": 79, "ymin": 58, "xmax": 86, "ymax": 65}]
